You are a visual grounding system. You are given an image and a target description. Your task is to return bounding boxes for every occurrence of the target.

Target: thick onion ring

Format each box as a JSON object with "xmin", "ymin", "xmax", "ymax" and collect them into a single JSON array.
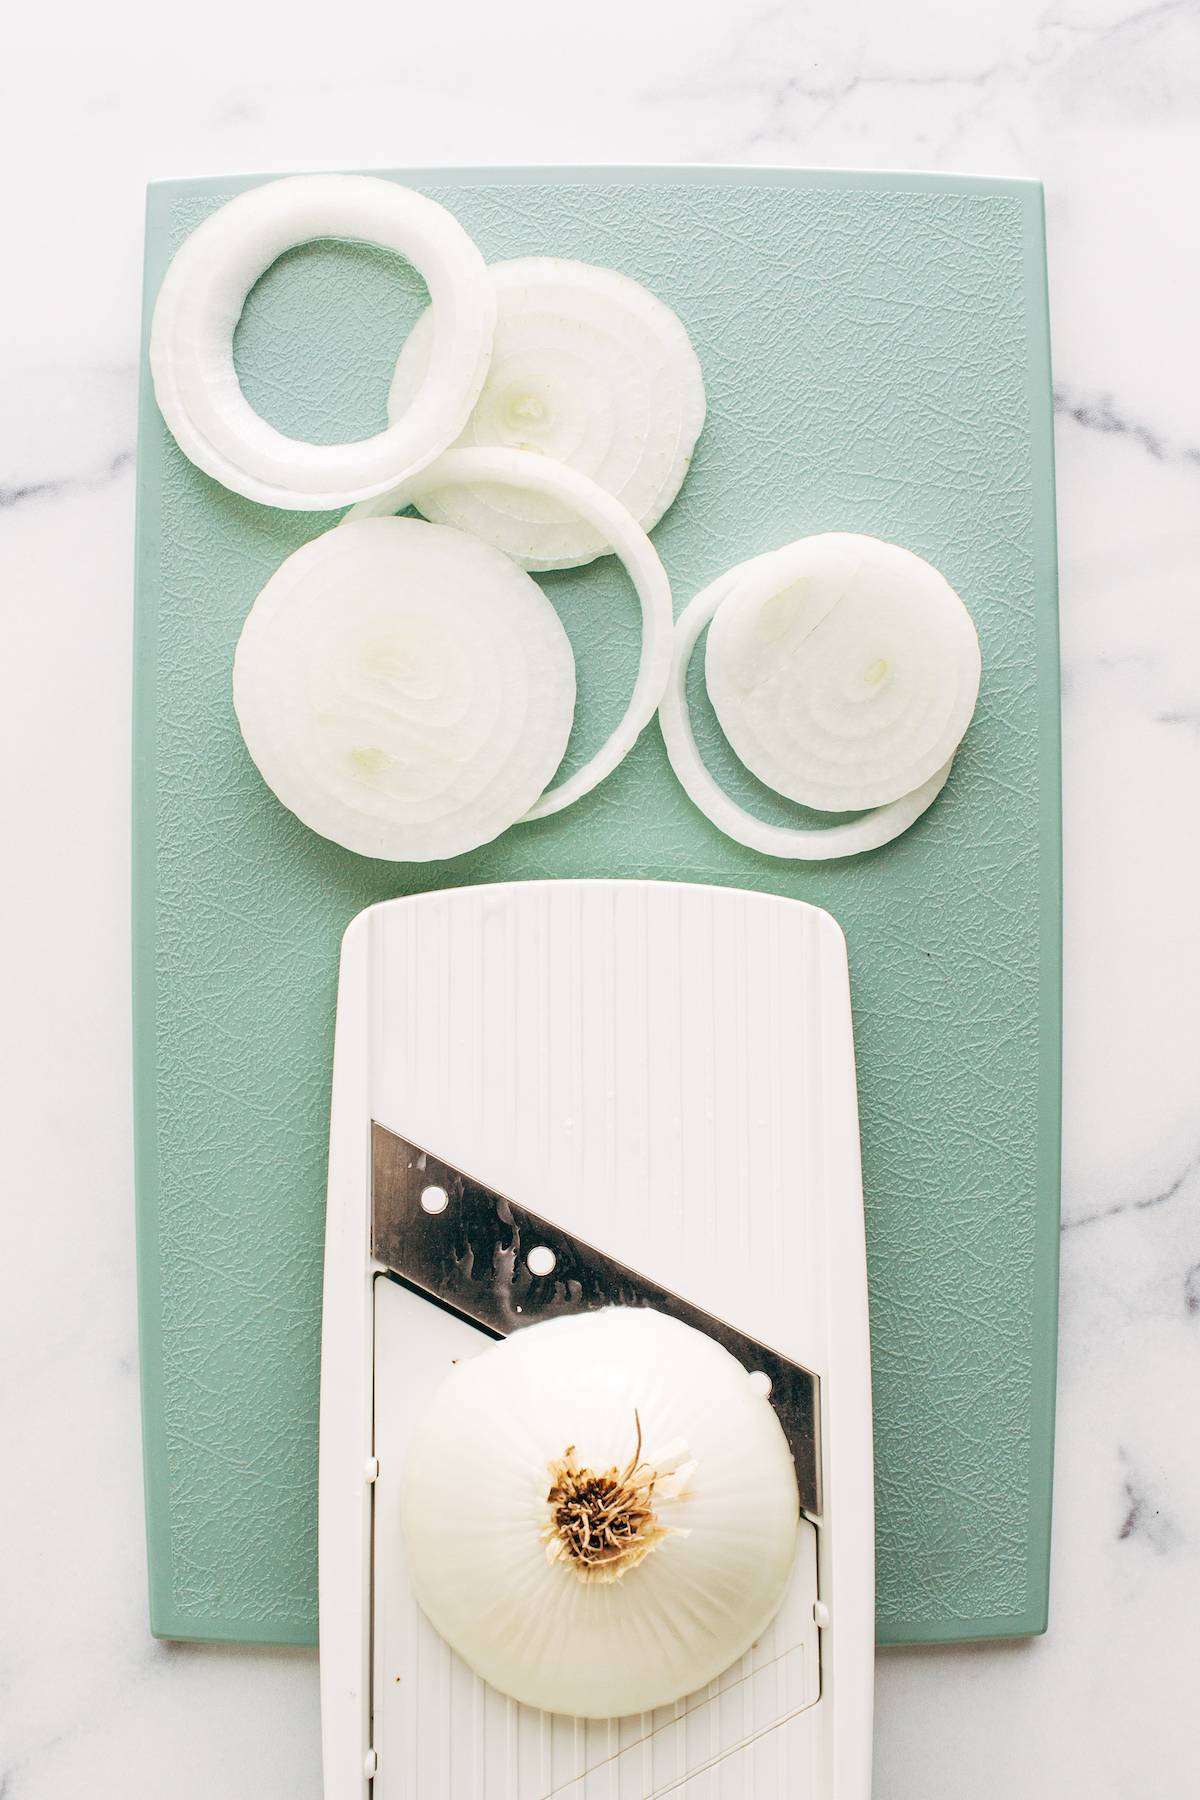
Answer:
[
  {"xmin": 705, "ymin": 532, "xmax": 980, "ymax": 810},
  {"xmin": 232, "ymin": 517, "xmax": 574, "ymax": 862},
  {"xmin": 347, "ymin": 447, "xmax": 673, "ymax": 820},
  {"xmin": 150, "ymin": 174, "xmax": 495, "ymax": 511},
  {"xmin": 387, "ymin": 256, "xmax": 707, "ymax": 571},
  {"xmin": 658, "ymin": 554, "xmax": 955, "ymax": 860}
]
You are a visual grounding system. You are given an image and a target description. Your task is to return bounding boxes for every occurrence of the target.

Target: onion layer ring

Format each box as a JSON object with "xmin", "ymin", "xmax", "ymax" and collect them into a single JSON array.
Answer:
[
  {"xmin": 347, "ymin": 447, "xmax": 673, "ymax": 821},
  {"xmin": 658, "ymin": 554, "xmax": 955, "ymax": 860},
  {"xmin": 387, "ymin": 256, "xmax": 707, "ymax": 571},
  {"xmin": 150, "ymin": 175, "xmax": 495, "ymax": 511},
  {"xmin": 232, "ymin": 518, "xmax": 574, "ymax": 862},
  {"xmin": 705, "ymin": 532, "xmax": 981, "ymax": 811}
]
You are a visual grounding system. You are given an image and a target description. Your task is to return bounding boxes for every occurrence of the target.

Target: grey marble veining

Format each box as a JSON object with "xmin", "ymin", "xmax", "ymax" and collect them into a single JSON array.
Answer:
[
  {"xmin": 1, "ymin": 0, "xmax": 1197, "ymax": 1795},
  {"xmin": 1054, "ymin": 385, "xmax": 1200, "ymax": 468},
  {"xmin": 0, "ymin": 448, "xmax": 134, "ymax": 512}
]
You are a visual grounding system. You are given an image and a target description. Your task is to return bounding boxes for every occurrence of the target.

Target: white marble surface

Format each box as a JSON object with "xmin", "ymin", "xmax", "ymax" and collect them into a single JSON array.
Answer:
[{"xmin": 2, "ymin": 1, "xmax": 1198, "ymax": 1794}]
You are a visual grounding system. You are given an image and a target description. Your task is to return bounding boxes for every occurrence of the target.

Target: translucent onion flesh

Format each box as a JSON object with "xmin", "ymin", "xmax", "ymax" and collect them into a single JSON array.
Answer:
[
  {"xmin": 658, "ymin": 550, "xmax": 958, "ymax": 861},
  {"xmin": 705, "ymin": 532, "xmax": 981, "ymax": 811},
  {"xmin": 232, "ymin": 516, "xmax": 575, "ymax": 861},
  {"xmin": 386, "ymin": 256, "xmax": 706, "ymax": 570},
  {"xmin": 347, "ymin": 446, "xmax": 674, "ymax": 821}
]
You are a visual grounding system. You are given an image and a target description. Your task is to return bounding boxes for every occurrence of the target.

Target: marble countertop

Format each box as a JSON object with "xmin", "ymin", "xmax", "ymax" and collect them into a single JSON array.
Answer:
[{"xmin": 3, "ymin": 1, "xmax": 1198, "ymax": 1794}]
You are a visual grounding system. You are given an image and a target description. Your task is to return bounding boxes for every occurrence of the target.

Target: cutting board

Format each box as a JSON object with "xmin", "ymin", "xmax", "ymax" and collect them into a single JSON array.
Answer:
[{"xmin": 132, "ymin": 165, "xmax": 1060, "ymax": 1648}]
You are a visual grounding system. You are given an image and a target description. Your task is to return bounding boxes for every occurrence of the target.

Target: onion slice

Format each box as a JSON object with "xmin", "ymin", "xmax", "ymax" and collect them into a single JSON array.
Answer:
[
  {"xmin": 705, "ymin": 532, "xmax": 981, "ymax": 810},
  {"xmin": 386, "ymin": 257, "xmax": 706, "ymax": 570},
  {"xmin": 150, "ymin": 174, "xmax": 495, "ymax": 511},
  {"xmin": 400, "ymin": 1308, "xmax": 799, "ymax": 1719},
  {"xmin": 232, "ymin": 517, "xmax": 574, "ymax": 861},
  {"xmin": 347, "ymin": 447, "xmax": 673, "ymax": 820},
  {"xmin": 659, "ymin": 553, "xmax": 957, "ymax": 861}
]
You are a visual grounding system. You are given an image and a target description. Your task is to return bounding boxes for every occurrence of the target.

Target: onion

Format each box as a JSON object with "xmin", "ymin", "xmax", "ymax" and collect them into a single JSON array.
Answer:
[
  {"xmin": 231, "ymin": 517, "xmax": 574, "ymax": 861},
  {"xmin": 149, "ymin": 174, "xmax": 495, "ymax": 510},
  {"xmin": 385, "ymin": 257, "xmax": 706, "ymax": 569},
  {"xmin": 399, "ymin": 1308, "xmax": 799, "ymax": 1719},
  {"xmin": 347, "ymin": 446, "xmax": 673, "ymax": 820},
  {"xmin": 658, "ymin": 550, "xmax": 959, "ymax": 860},
  {"xmin": 705, "ymin": 532, "xmax": 981, "ymax": 810}
]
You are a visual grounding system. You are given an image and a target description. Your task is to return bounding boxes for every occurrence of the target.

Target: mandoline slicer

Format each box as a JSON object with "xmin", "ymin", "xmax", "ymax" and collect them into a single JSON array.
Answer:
[{"xmin": 319, "ymin": 880, "xmax": 874, "ymax": 1798}]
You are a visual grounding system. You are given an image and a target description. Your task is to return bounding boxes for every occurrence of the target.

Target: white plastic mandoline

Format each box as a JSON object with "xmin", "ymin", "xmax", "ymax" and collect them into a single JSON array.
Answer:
[{"xmin": 319, "ymin": 879, "xmax": 874, "ymax": 1798}]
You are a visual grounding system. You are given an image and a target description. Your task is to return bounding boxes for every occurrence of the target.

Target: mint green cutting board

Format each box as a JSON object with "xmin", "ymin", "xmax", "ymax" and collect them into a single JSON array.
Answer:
[{"xmin": 133, "ymin": 166, "xmax": 1060, "ymax": 1648}]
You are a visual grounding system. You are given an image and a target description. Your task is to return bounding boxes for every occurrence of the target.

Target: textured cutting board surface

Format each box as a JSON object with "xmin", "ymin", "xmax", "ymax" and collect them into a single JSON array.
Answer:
[{"xmin": 133, "ymin": 165, "xmax": 1060, "ymax": 1648}]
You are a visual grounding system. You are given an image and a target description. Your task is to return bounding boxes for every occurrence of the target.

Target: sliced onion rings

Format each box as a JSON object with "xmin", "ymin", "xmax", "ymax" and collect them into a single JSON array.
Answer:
[
  {"xmin": 232, "ymin": 517, "xmax": 575, "ymax": 862},
  {"xmin": 150, "ymin": 174, "xmax": 495, "ymax": 511},
  {"xmin": 347, "ymin": 446, "xmax": 674, "ymax": 821},
  {"xmin": 658, "ymin": 553, "xmax": 957, "ymax": 860},
  {"xmin": 387, "ymin": 256, "xmax": 707, "ymax": 571},
  {"xmin": 705, "ymin": 532, "xmax": 981, "ymax": 811}
]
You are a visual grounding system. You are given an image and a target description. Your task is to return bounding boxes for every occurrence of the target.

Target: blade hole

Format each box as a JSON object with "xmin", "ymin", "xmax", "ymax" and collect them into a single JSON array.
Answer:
[
  {"xmin": 526, "ymin": 1245, "xmax": 557, "ymax": 1277},
  {"xmin": 748, "ymin": 1370, "xmax": 772, "ymax": 1397},
  {"xmin": 420, "ymin": 1184, "xmax": 449, "ymax": 1215}
]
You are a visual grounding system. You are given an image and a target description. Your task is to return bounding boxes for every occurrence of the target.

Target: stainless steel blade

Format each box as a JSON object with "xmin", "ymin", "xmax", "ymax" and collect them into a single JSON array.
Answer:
[{"xmin": 371, "ymin": 1120, "xmax": 821, "ymax": 1514}]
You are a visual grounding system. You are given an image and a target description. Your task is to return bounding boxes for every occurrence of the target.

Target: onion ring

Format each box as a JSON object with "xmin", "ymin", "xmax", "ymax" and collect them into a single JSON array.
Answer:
[
  {"xmin": 705, "ymin": 532, "xmax": 981, "ymax": 810},
  {"xmin": 658, "ymin": 553, "xmax": 956, "ymax": 860},
  {"xmin": 387, "ymin": 257, "xmax": 706, "ymax": 570},
  {"xmin": 348, "ymin": 446, "xmax": 673, "ymax": 820},
  {"xmin": 150, "ymin": 174, "xmax": 495, "ymax": 511},
  {"xmin": 232, "ymin": 517, "xmax": 574, "ymax": 862}
]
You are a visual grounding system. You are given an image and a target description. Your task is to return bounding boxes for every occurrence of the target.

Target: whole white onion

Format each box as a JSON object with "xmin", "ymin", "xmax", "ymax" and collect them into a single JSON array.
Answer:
[{"xmin": 399, "ymin": 1307, "xmax": 800, "ymax": 1719}]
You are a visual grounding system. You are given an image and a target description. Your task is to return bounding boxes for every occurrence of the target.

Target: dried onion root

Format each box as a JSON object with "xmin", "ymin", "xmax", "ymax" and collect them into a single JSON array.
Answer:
[{"xmin": 542, "ymin": 1410, "xmax": 695, "ymax": 1584}]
